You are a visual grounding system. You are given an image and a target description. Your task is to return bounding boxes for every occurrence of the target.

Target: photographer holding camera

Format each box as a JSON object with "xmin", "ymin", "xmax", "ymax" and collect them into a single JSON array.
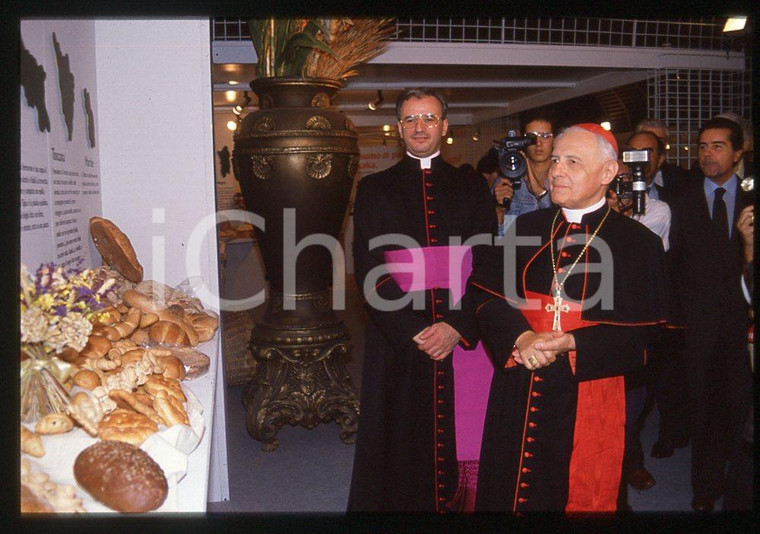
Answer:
[{"xmin": 502, "ymin": 114, "xmax": 556, "ymax": 220}]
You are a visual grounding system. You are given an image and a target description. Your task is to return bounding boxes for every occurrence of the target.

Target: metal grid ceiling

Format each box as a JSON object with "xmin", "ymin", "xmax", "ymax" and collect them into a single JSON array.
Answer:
[
  {"xmin": 648, "ymin": 59, "xmax": 752, "ymax": 169},
  {"xmin": 213, "ymin": 17, "xmax": 739, "ymax": 51}
]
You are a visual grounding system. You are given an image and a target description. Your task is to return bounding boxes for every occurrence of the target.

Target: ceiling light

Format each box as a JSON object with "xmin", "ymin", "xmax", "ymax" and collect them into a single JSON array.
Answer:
[
  {"xmin": 723, "ymin": 17, "xmax": 747, "ymax": 32},
  {"xmin": 228, "ymin": 80, "xmax": 239, "ymax": 85},
  {"xmin": 232, "ymin": 91, "xmax": 252, "ymax": 116},
  {"xmin": 600, "ymin": 121, "xmax": 611, "ymax": 131},
  {"xmin": 472, "ymin": 128, "xmax": 480, "ymax": 142},
  {"xmin": 226, "ymin": 120, "xmax": 237, "ymax": 131},
  {"xmin": 382, "ymin": 124, "xmax": 391, "ymax": 132},
  {"xmin": 446, "ymin": 129, "xmax": 454, "ymax": 145},
  {"xmin": 368, "ymin": 90, "xmax": 384, "ymax": 111},
  {"xmin": 225, "ymin": 90, "xmax": 238, "ymax": 103}
]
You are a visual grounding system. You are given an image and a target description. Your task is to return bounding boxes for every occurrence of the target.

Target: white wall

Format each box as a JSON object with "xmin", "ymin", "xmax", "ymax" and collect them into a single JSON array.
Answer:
[{"xmin": 94, "ymin": 19, "xmax": 219, "ymax": 309}]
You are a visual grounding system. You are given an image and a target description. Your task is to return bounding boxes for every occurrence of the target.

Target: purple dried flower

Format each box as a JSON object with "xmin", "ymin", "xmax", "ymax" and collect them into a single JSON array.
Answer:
[{"xmin": 53, "ymin": 304, "xmax": 68, "ymax": 316}]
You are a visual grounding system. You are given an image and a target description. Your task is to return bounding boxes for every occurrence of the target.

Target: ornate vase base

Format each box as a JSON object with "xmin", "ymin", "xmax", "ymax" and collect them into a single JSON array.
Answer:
[{"xmin": 241, "ymin": 318, "xmax": 360, "ymax": 452}]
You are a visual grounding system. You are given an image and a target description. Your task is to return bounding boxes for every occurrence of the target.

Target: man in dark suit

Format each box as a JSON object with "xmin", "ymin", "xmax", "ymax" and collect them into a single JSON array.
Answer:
[{"xmin": 668, "ymin": 116, "xmax": 754, "ymax": 512}]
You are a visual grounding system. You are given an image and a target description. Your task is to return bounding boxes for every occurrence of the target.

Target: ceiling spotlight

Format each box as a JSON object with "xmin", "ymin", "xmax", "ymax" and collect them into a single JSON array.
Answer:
[
  {"xmin": 226, "ymin": 120, "xmax": 238, "ymax": 131},
  {"xmin": 600, "ymin": 121, "xmax": 612, "ymax": 131},
  {"xmin": 225, "ymin": 90, "xmax": 238, "ymax": 103},
  {"xmin": 446, "ymin": 129, "xmax": 454, "ymax": 145},
  {"xmin": 368, "ymin": 90, "xmax": 384, "ymax": 111},
  {"xmin": 228, "ymin": 80, "xmax": 239, "ymax": 85},
  {"xmin": 723, "ymin": 16, "xmax": 747, "ymax": 32},
  {"xmin": 472, "ymin": 128, "xmax": 480, "ymax": 142},
  {"xmin": 382, "ymin": 124, "xmax": 391, "ymax": 132}
]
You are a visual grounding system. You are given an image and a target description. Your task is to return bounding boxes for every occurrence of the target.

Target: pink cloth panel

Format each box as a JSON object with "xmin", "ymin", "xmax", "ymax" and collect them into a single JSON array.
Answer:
[{"xmin": 384, "ymin": 246, "xmax": 494, "ymax": 461}]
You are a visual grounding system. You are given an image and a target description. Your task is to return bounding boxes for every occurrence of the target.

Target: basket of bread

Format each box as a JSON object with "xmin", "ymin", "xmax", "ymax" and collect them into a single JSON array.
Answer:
[{"xmin": 20, "ymin": 217, "xmax": 219, "ymax": 514}]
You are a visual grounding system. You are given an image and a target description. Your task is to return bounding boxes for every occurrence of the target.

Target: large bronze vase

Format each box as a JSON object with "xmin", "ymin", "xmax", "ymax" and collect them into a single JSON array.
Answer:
[{"xmin": 232, "ymin": 77, "xmax": 360, "ymax": 451}]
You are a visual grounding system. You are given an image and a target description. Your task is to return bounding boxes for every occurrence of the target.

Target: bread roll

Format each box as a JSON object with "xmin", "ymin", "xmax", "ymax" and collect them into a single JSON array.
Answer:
[
  {"xmin": 149, "ymin": 320, "xmax": 189, "ymax": 346},
  {"xmin": 74, "ymin": 440, "xmax": 167, "ymax": 513},
  {"xmin": 91, "ymin": 324, "xmax": 121, "ymax": 342},
  {"xmin": 186, "ymin": 313, "xmax": 219, "ymax": 343},
  {"xmin": 21, "ymin": 483, "xmax": 54, "ymax": 513},
  {"xmin": 72, "ymin": 369, "xmax": 101, "ymax": 389},
  {"xmin": 89, "ymin": 217, "xmax": 144, "ymax": 283},
  {"xmin": 143, "ymin": 375, "xmax": 186, "ymax": 403},
  {"xmin": 139, "ymin": 312, "xmax": 159, "ymax": 329},
  {"xmin": 120, "ymin": 348, "xmax": 145, "ymax": 367},
  {"xmin": 130, "ymin": 328, "xmax": 150, "ymax": 345},
  {"xmin": 21, "ymin": 426, "xmax": 45, "ymax": 457},
  {"xmin": 158, "ymin": 354, "xmax": 186, "ymax": 380},
  {"xmin": 57, "ymin": 346, "xmax": 80, "ymax": 363},
  {"xmin": 80, "ymin": 335, "xmax": 112, "ymax": 359},
  {"xmin": 35, "ymin": 413, "xmax": 74, "ymax": 435},
  {"xmin": 152, "ymin": 389, "xmax": 189, "ymax": 427}
]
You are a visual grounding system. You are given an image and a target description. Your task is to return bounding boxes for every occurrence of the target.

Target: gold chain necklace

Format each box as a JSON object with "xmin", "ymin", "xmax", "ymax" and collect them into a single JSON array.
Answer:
[{"xmin": 545, "ymin": 206, "xmax": 611, "ymax": 331}]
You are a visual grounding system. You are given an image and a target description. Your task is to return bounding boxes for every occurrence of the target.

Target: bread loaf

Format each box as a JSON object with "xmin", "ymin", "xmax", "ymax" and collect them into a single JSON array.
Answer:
[
  {"xmin": 73, "ymin": 440, "xmax": 167, "ymax": 513},
  {"xmin": 89, "ymin": 217, "xmax": 144, "ymax": 283},
  {"xmin": 98, "ymin": 408, "xmax": 158, "ymax": 446},
  {"xmin": 166, "ymin": 347, "xmax": 211, "ymax": 379}
]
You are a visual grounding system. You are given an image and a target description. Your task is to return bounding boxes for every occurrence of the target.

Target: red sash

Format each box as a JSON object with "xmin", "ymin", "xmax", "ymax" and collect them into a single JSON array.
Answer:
[{"xmin": 519, "ymin": 290, "xmax": 625, "ymax": 513}]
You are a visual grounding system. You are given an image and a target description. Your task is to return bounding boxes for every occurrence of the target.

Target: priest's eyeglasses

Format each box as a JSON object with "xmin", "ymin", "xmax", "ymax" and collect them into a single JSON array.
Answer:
[
  {"xmin": 399, "ymin": 113, "xmax": 441, "ymax": 129},
  {"xmin": 526, "ymin": 132, "xmax": 554, "ymax": 140}
]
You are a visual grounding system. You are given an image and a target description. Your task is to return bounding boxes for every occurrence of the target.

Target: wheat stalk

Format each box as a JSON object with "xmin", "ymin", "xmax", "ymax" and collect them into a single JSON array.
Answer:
[{"xmin": 304, "ymin": 18, "xmax": 397, "ymax": 80}]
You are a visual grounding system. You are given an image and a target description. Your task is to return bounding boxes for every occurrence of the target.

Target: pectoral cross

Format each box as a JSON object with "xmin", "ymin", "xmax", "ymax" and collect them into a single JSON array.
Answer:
[{"xmin": 545, "ymin": 289, "xmax": 570, "ymax": 331}]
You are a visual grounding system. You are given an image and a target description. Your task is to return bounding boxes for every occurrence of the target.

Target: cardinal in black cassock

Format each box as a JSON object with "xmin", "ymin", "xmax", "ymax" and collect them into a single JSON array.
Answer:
[{"xmin": 470, "ymin": 124, "xmax": 669, "ymax": 513}]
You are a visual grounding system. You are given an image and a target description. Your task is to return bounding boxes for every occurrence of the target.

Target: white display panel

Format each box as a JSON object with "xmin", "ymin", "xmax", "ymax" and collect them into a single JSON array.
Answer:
[{"xmin": 20, "ymin": 20, "xmax": 102, "ymax": 270}]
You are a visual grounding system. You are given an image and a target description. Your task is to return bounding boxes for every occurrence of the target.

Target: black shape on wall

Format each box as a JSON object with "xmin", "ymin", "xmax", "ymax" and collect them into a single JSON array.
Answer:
[
  {"xmin": 52, "ymin": 32, "xmax": 75, "ymax": 142},
  {"xmin": 20, "ymin": 36, "xmax": 51, "ymax": 133},
  {"xmin": 218, "ymin": 146, "xmax": 231, "ymax": 177},
  {"xmin": 83, "ymin": 88, "xmax": 96, "ymax": 148}
]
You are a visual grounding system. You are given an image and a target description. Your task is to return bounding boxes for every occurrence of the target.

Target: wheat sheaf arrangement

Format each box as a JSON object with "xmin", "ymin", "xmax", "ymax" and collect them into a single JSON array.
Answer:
[{"xmin": 248, "ymin": 17, "xmax": 397, "ymax": 80}]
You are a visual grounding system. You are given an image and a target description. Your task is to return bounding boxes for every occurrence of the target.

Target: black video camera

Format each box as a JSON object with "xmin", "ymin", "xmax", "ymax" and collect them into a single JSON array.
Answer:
[
  {"xmin": 621, "ymin": 148, "xmax": 650, "ymax": 215},
  {"xmin": 492, "ymin": 131, "xmax": 537, "ymax": 209},
  {"xmin": 495, "ymin": 130, "xmax": 537, "ymax": 180}
]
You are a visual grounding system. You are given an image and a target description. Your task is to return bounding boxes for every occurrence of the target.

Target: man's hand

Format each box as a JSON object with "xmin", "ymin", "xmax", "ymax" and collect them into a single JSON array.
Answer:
[
  {"xmin": 534, "ymin": 330, "xmax": 576, "ymax": 354},
  {"xmin": 414, "ymin": 322, "xmax": 461, "ymax": 361},
  {"xmin": 513, "ymin": 330, "xmax": 557, "ymax": 371},
  {"xmin": 737, "ymin": 204, "xmax": 754, "ymax": 263},
  {"xmin": 524, "ymin": 158, "xmax": 547, "ymax": 198},
  {"xmin": 494, "ymin": 180, "xmax": 514, "ymax": 207}
]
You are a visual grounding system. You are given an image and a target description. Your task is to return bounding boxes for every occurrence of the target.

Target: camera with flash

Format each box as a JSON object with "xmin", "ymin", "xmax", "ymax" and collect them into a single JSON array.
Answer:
[{"xmin": 622, "ymin": 148, "xmax": 650, "ymax": 215}]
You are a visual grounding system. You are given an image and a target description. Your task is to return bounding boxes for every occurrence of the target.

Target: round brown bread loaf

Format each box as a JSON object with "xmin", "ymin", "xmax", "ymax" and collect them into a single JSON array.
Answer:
[{"xmin": 73, "ymin": 440, "xmax": 167, "ymax": 513}]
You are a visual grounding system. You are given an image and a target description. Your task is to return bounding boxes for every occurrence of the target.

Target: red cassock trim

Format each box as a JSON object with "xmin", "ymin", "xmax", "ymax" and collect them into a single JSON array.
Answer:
[{"xmin": 518, "ymin": 290, "xmax": 625, "ymax": 512}]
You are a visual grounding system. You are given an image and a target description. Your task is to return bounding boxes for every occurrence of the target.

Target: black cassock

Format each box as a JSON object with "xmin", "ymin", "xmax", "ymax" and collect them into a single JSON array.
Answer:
[
  {"xmin": 347, "ymin": 155, "xmax": 495, "ymax": 511},
  {"xmin": 470, "ymin": 204, "xmax": 668, "ymax": 512}
]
